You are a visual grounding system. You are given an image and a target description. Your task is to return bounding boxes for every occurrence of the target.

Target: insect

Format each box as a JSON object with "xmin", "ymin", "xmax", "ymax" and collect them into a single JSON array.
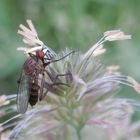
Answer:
[{"xmin": 17, "ymin": 48, "xmax": 74, "ymax": 114}]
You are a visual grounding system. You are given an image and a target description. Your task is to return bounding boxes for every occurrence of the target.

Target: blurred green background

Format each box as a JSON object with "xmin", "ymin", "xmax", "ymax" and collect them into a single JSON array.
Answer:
[{"xmin": 0, "ymin": 0, "xmax": 140, "ymax": 102}]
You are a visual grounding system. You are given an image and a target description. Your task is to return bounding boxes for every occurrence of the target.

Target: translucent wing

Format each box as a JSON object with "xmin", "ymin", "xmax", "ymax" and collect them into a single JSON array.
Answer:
[{"xmin": 17, "ymin": 70, "xmax": 29, "ymax": 114}]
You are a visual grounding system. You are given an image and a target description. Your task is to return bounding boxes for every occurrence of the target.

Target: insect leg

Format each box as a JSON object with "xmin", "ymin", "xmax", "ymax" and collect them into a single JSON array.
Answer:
[
  {"xmin": 40, "ymin": 82, "xmax": 70, "ymax": 100},
  {"xmin": 17, "ymin": 78, "xmax": 21, "ymax": 84},
  {"xmin": 53, "ymin": 73, "xmax": 72, "ymax": 82}
]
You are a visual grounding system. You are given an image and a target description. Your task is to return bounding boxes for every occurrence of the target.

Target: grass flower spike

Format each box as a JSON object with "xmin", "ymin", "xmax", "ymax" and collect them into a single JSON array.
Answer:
[
  {"xmin": 17, "ymin": 20, "xmax": 57, "ymax": 57},
  {"xmin": 18, "ymin": 19, "xmax": 43, "ymax": 46},
  {"xmin": 104, "ymin": 30, "xmax": 131, "ymax": 41},
  {"xmin": 1, "ymin": 20, "xmax": 140, "ymax": 140}
]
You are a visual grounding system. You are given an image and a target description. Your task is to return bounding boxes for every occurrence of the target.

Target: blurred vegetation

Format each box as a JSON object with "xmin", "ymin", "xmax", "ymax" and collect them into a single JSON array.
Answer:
[{"xmin": 0, "ymin": 0, "xmax": 140, "ymax": 102}]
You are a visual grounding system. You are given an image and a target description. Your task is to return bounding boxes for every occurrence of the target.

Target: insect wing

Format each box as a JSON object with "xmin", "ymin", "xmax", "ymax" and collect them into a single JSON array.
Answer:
[
  {"xmin": 38, "ymin": 74, "xmax": 46, "ymax": 100},
  {"xmin": 42, "ymin": 45, "xmax": 57, "ymax": 60},
  {"xmin": 17, "ymin": 71, "xmax": 29, "ymax": 114}
]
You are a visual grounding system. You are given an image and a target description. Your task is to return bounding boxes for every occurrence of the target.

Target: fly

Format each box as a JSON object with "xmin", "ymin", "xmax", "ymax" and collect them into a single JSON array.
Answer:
[
  {"xmin": 17, "ymin": 53, "xmax": 44, "ymax": 114},
  {"xmin": 17, "ymin": 49, "xmax": 74, "ymax": 114}
]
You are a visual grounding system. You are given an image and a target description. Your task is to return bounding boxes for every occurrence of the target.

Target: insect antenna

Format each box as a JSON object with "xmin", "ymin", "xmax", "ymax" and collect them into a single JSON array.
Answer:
[{"xmin": 43, "ymin": 50, "xmax": 75, "ymax": 67}]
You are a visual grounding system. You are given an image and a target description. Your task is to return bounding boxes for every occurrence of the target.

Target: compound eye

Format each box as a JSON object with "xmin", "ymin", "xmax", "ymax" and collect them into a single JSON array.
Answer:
[{"xmin": 37, "ymin": 50, "xmax": 45, "ymax": 60}]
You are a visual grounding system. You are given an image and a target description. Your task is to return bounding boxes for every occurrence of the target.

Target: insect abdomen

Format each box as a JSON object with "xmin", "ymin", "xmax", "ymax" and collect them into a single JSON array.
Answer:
[{"xmin": 29, "ymin": 82, "xmax": 40, "ymax": 106}]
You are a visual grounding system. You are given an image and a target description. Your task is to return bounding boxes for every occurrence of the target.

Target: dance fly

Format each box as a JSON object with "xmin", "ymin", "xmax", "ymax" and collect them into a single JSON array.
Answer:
[{"xmin": 17, "ymin": 49, "xmax": 74, "ymax": 114}]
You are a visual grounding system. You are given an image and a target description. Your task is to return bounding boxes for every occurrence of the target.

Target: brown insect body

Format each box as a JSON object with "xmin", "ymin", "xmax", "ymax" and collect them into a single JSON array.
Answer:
[
  {"xmin": 24, "ymin": 54, "xmax": 43, "ymax": 77},
  {"xmin": 23, "ymin": 54, "xmax": 43, "ymax": 107},
  {"xmin": 17, "ymin": 49, "xmax": 74, "ymax": 113},
  {"xmin": 28, "ymin": 79, "xmax": 40, "ymax": 106}
]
